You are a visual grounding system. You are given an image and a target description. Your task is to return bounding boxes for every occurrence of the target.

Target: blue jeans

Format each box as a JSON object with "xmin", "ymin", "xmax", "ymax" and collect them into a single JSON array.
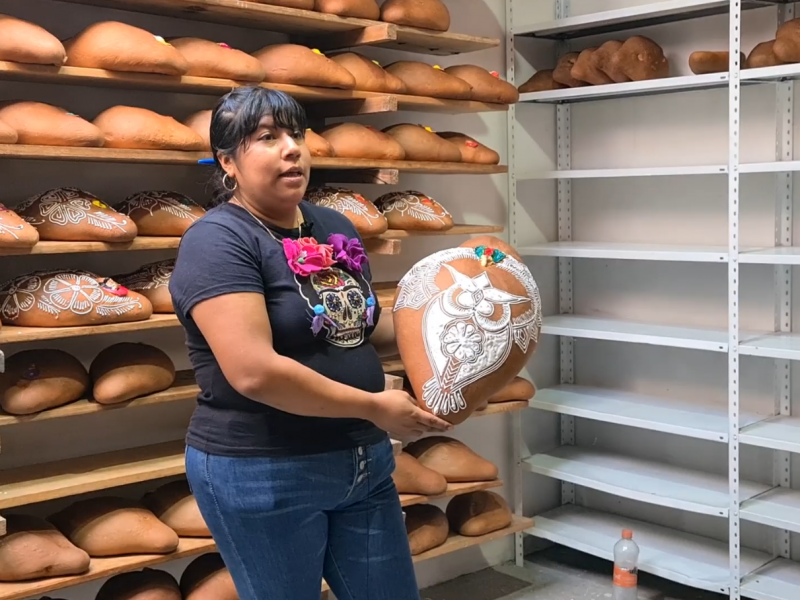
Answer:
[{"xmin": 185, "ymin": 438, "xmax": 420, "ymax": 600}]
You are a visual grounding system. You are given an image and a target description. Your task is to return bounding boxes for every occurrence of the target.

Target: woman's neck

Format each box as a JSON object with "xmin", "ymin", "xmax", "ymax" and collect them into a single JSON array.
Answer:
[{"xmin": 231, "ymin": 193, "xmax": 301, "ymax": 229}]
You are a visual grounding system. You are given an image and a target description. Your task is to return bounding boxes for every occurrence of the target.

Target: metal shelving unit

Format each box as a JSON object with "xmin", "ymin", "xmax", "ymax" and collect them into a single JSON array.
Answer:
[{"xmin": 508, "ymin": 0, "xmax": 800, "ymax": 598}]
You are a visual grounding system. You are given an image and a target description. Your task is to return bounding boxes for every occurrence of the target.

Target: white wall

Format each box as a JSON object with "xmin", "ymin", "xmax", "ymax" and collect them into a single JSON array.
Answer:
[
  {"xmin": 513, "ymin": 0, "xmax": 800, "ymax": 561},
  {"xmin": 0, "ymin": 0, "xmax": 518, "ymax": 597}
]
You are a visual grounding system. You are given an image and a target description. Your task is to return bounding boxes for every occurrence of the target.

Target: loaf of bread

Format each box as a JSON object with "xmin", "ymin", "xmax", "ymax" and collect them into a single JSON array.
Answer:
[
  {"xmin": 405, "ymin": 505, "xmax": 449, "ymax": 555},
  {"xmin": 0, "ymin": 102, "xmax": 104, "ymax": 147},
  {"xmin": 688, "ymin": 51, "xmax": 745, "ymax": 74},
  {"xmin": 0, "ymin": 349, "xmax": 89, "ymax": 415},
  {"xmin": 380, "ymin": 0, "xmax": 450, "ymax": 31},
  {"xmin": 94, "ymin": 106, "xmax": 207, "ymax": 151},
  {"xmin": 393, "ymin": 451, "xmax": 448, "ymax": 495},
  {"xmin": 748, "ymin": 40, "xmax": 786, "ymax": 68},
  {"xmin": 553, "ymin": 53, "xmax": 588, "ymax": 88},
  {"xmin": 181, "ymin": 554, "xmax": 237, "ymax": 600},
  {"xmin": 374, "ymin": 190, "xmax": 453, "ymax": 231},
  {"xmin": 320, "ymin": 122, "xmax": 406, "ymax": 160},
  {"xmin": 445, "ymin": 65, "xmax": 519, "ymax": 104},
  {"xmin": 0, "ymin": 14, "xmax": 66, "ymax": 66},
  {"xmin": 775, "ymin": 19, "xmax": 800, "ymax": 63},
  {"xmin": 383, "ymin": 124, "xmax": 462, "ymax": 162},
  {"xmin": 610, "ymin": 36, "xmax": 669, "ymax": 81},
  {"xmin": 306, "ymin": 128, "xmax": 336, "ymax": 157},
  {"xmin": 96, "ymin": 569, "xmax": 182, "ymax": 600},
  {"xmin": 315, "ymin": 0, "xmax": 380, "ymax": 19},
  {"xmin": 116, "ymin": 191, "xmax": 205, "ymax": 237},
  {"xmin": 591, "ymin": 40, "xmax": 628, "ymax": 83},
  {"xmin": 0, "ymin": 203, "xmax": 38, "ymax": 248},
  {"xmin": 571, "ymin": 48, "xmax": 614, "ymax": 85},
  {"xmin": 16, "ymin": 187, "xmax": 137, "ymax": 243},
  {"xmin": 64, "ymin": 21, "xmax": 189, "ymax": 75},
  {"xmin": 115, "ymin": 259, "xmax": 175, "ymax": 314},
  {"xmin": 306, "ymin": 187, "xmax": 388, "ymax": 237},
  {"xmin": 90, "ymin": 342, "xmax": 176, "ymax": 404},
  {"xmin": 517, "ymin": 70, "xmax": 566, "ymax": 93},
  {"xmin": 446, "ymin": 491, "xmax": 512, "ymax": 536},
  {"xmin": 405, "ymin": 436, "xmax": 498, "ymax": 482},
  {"xmin": 385, "ymin": 61, "xmax": 473, "ymax": 99},
  {"xmin": 330, "ymin": 53, "xmax": 407, "ymax": 93},
  {"xmin": 183, "ymin": 110, "xmax": 212, "ymax": 151},
  {"xmin": 0, "ymin": 270, "xmax": 153, "ymax": 328},
  {"xmin": 143, "ymin": 480, "xmax": 211, "ymax": 537},
  {"xmin": 260, "ymin": 0, "xmax": 314, "ymax": 7},
  {"xmin": 170, "ymin": 37, "xmax": 266, "ymax": 81},
  {"xmin": 436, "ymin": 131, "xmax": 500, "ymax": 164},
  {"xmin": 253, "ymin": 44, "xmax": 356, "ymax": 89}
]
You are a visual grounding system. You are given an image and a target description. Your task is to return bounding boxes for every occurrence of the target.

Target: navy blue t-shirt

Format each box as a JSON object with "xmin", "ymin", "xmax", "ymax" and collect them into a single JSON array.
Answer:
[{"xmin": 169, "ymin": 200, "xmax": 387, "ymax": 456}]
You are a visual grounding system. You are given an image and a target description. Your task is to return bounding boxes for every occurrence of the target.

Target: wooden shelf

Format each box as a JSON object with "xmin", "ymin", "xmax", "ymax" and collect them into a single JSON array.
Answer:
[
  {"xmin": 0, "ymin": 314, "xmax": 180, "ymax": 345},
  {"xmin": 381, "ymin": 224, "xmax": 505, "ymax": 239},
  {"xmin": 412, "ymin": 516, "xmax": 534, "ymax": 562},
  {"xmin": 0, "ymin": 63, "xmax": 507, "ymax": 115},
  {"xmin": 399, "ymin": 480, "xmax": 503, "ymax": 508},
  {"xmin": 57, "ymin": 0, "xmax": 500, "ymax": 56}
]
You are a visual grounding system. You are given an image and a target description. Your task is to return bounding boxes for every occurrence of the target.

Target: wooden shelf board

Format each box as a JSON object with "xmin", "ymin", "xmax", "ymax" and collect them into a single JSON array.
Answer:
[
  {"xmin": 0, "ymin": 314, "xmax": 180, "ymax": 345},
  {"xmin": 399, "ymin": 480, "xmax": 503, "ymax": 508},
  {"xmin": 312, "ymin": 158, "xmax": 508, "ymax": 175},
  {"xmin": 412, "ymin": 516, "xmax": 534, "ymax": 562},
  {"xmin": 381, "ymin": 224, "xmax": 505, "ymax": 239},
  {"xmin": 56, "ymin": 0, "xmax": 499, "ymax": 56}
]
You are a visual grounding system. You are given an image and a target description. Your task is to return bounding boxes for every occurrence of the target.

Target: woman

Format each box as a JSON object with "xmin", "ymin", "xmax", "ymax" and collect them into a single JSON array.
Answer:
[{"xmin": 169, "ymin": 86, "xmax": 452, "ymax": 600}]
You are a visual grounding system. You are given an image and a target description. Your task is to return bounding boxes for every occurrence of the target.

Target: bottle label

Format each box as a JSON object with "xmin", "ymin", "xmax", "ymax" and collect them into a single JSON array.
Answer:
[{"xmin": 613, "ymin": 566, "xmax": 638, "ymax": 588}]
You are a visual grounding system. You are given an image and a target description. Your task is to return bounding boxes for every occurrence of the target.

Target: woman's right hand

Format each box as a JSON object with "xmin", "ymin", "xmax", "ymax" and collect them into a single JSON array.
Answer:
[{"xmin": 367, "ymin": 390, "xmax": 453, "ymax": 440}]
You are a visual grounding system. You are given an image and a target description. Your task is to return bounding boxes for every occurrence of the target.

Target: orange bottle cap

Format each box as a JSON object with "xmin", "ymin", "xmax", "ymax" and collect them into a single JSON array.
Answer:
[{"xmin": 622, "ymin": 529, "xmax": 633, "ymax": 539}]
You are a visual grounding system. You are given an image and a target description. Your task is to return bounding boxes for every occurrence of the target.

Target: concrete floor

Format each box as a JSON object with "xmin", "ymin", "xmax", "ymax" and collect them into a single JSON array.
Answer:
[{"xmin": 421, "ymin": 547, "xmax": 727, "ymax": 600}]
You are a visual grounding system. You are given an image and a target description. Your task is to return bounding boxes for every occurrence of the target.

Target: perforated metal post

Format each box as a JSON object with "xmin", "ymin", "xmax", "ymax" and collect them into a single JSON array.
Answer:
[{"xmin": 728, "ymin": 2, "xmax": 742, "ymax": 597}]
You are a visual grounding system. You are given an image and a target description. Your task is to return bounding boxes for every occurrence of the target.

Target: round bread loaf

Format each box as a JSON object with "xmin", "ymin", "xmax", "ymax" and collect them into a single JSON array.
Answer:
[
  {"xmin": 170, "ymin": 38, "xmax": 266, "ymax": 81},
  {"xmin": 405, "ymin": 504, "xmax": 449, "ymax": 555},
  {"xmin": 116, "ymin": 191, "xmax": 205, "ymax": 237},
  {"xmin": 94, "ymin": 106, "xmax": 206, "ymax": 151},
  {"xmin": 49, "ymin": 497, "xmax": 180, "ymax": 556},
  {"xmin": 0, "ymin": 15, "xmax": 65, "ymax": 66},
  {"xmin": 181, "ymin": 554, "xmax": 237, "ymax": 600},
  {"xmin": 385, "ymin": 62, "xmax": 472, "ymax": 99},
  {"xmin": 253, "ymin": 44, "xmax": 356, "ymax": 89},
  {"xmin": 183, "ymin": 110, "xmax": 211, "ymax": 151},
  {"xmin": 90, "ymin": 342, "xmax": 176, "ymax": 405},
  {"xmin": 380, "ymin": 0, "xmax": 450, "ymax": 32},
  {"xmin": 330, "ymin": 53, "xmax": 407, "ymax": 93},
  {"xmin": 115, "ymin": 259, "xmax": 175, "ymax": 313},
  {"xmin": 306, "ymin": 128, "xmax": 335, "ymax": 157},
  {"xmin": 435, "ymin": 132, "xmax": 499, "ymax": 164},
  {"xmin": 0, "ymin": 117, "xmax": 16, "ymax": 144},
  {"xmin": 0, "ymin": 349, "xmax": 89, "ymax": 415},
  {"xmin": 65, "ymin": 21, "xmax": 188, "ymax": 75},
  {"xmin": 393, "ymin": 451, "xmax": 448, "ymax": 495},
  {"xmin": 775, "ymin": 19, "xmax": 800, "ymax": 63},
  {"xmin": 306, "ymin": 187, "xmax": 388, "ymax": 237},
  {"xmin": 315, "ymin": 0, "xmax": 380, "ymax": 19},
  {"xmin": 0, "ymin": 270, "xmax": 153, "ymax": 328},
  {"xmin": 591, "ymin": 40, "xmax": 628, "ymax": 83},
  {"xmin": 16, "ymin": 187, "xmax": 137, "ymax": 243},
  {"xmin": 320, "ymin": 123, "xmax": 405, "ymax": 160},
  {"xmin": 257, "ymin": 0, "xmax": 314, "ymax": 7},
  {"xmin": 96, "ymin": 569, "xmax": 182, "ymax": 600},
  {"xmin": 689, "ymin": 51, "xmax": 744, "ymax": 75},
  {"xmin": 553, "ymin": 53, "xmax": 587, "ymax": 88},
  {"xmin": 747, "ymin": 40, "xmax": 785, "ymax": 69},
  {"xmin": 374, "ymin": 191, "xmax": 453, "ymax": 231},
  {"xmin": 405, "ymin": 437, "xmax": 498, "ymax": 482},
  {"xmin": 446, "ymin": 491, "xmax": 512, "ymax": 537},
  {"xmin": 445, "ymin": 65, "xmax": 519, "ymax": 104},
  {"xmin": 517, "ymin": 70, "xmax": 566, "ymax": 93},
  {"xmin": 487, "ymin": 376, "xmax": 535, "ymax": 403},
  {"xmin": 571, "ymin": 48, "xmax": 613, "ymax": 85},
  {"xmin": 0, "ymin": 203, "xmax": 38, "ymax": 248},
  {"xmin": 143, "ymin": 480, "xmax": 210, "ymax": 537},
  {"xmin": 0, "ymin": 102, "xmax": 104, "ymax": 147},
  {"xmin": 0, "ymin": 514, "xmax": 90, "ymax": 581},
  {"xmin": 383, "ymin": 124, "xmax": 462, "ymax": 162},
  {"xmin": 609, "ymin": 36, "xmax": 669, "ymax": 81}
]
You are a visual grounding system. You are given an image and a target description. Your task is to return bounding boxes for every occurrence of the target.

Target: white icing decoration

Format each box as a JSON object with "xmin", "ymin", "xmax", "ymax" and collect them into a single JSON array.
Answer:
[
  {"xmin": 0, "ymin": 274, "xmax": 41, "ymax": 320},
  {"xmin": 20, "ymin": 188, "xmax": 129, "ymax": 231},
  {"xmin": 377, "ymin": 191, "xmax": 451, "ymax": 224},
  {"xmin": 120, "ymin": 191, "xmax": 201, "ymax": 222},
  {"xmin": 118, "ymin": 260, "xmax": 175, "ymax": 291},
  {"xmin": 307, "ymin": 188, "xmax": 379, "ymax": 224},
  {"xmin": 0, "ymin": 210, "xmax": 25, "ymax": 240}
]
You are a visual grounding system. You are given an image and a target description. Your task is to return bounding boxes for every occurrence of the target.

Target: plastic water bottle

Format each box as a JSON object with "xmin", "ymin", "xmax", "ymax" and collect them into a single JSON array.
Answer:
[{"xmin": 613, "ymin": 529, "xmax": 639, "ymax": 600}]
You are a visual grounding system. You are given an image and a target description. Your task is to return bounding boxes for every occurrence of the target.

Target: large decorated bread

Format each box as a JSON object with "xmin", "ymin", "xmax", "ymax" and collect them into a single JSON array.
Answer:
[
  {"xmin": 571, "ymin": 48, "xmax": 613, "ymax": 85},
  {"xmin": 385, "ymin": 62, "xmax": 472, "ymax": 99},
  {"xmin": 16, "ymin": 187, "xmax": 137, "ymax": 243},
  {"xmin": 0, "ymin": 102, "xmax": 104, "ymax": 147},
  {"xmin": 170, "ymin": 37, "xmax": 266, "ymax": 81},
  {"xmin": 0, "ymin": 15, "xmax": 66, "ymax": 66},
  {"xmin": 330, "ymin": 53, "xmax": 407, "ymax": 93},
  {"xmin": 115, "ymin": 259, "xmax": 176, "ymax": 313},
  {"xmin": 94, "ymin": 106, "xmax": 206, "ymax": 150},
  {"xmin": 306, "ymin": 128, "xmax": 335, "ymax": 157},
  {"xmin": 436, "ymin": 132, "xmax": 499, "ymax": 164},
  {"xmin": 381, "ymin": 0, "xmax": 450, "ymax": 31},
  {"xmin": 116, "ymin": 191, "xmax": 206, "ymax": 237},
  {"xmin": 0, "ymin": 349, "xmax": 89, "ymax": 415},
  {"xmin": 383, "ymin": 124, "xmax": 462, "ymax": 162},
  {"xmin": 374, "ymin": 191, "xmax": 453, "ymax": 231},
  {"xmin": 405, "ymin": 437, "xmax": 497, "ymax": 482},
  {"xmin": 90, "ymin": 342, "xmax": 176, "ymax": 404},
  {"xmin": 0, "ymin": 117, "xmax": 16, "ymax": 143},
  {"xmin": 0, "ymin": 270, "xmax": 152, "ymax": 328},
  {"xmin": 315, "ymin": 0, "xmax": 380, "ymax": 18},
  {"xmin": 0, "ymin": 204, "xmax": 38, "ymax": 248},
  {"xmin": 253, "ymin": 45, "xmax": 356, "ymax": 89},
  {"xmin": 183, "ymin": 110, "xmax": 211, "ymax": 151},
  {"xmin": 747, "ymin": 40, "xmax": 784, "ymax": 68},
  {"xmin": 775, "ymin": 19, "xmax": 800, "ymax": 62},
  {"xmin": 320, "ymin": 122, "xmax": 406, "ymax": 160},
  {"xmin": 306, "ymin": 187, "xmax": 388, "ymax": 237},
  {"xmin": 0, "ymin": 514, "xmax": 90, "ymax": 581},
  {"xmin": 181, "ymin": 554, "xmax": 237, "ymax": 600},
  {"xmin": 517, "ymin": 70, "xmax": 566, "ymax": 93},
  {"xmin": 49, "ymin": 497, "xmax": 180, "ymax": 556},
  {"xmin": 143, "ymin": 480, "xmax": 210, "ymax": 537},
  {"xmin": 405, "ymin": 505, "xmax": 449, "ymax": 555},
  {"xmin": 393, "ymin": 451, "xmax": 448, "ymax": 495},
  {"xmin": 446, "ymin": 491, "xmax": 512, "ymax": 536},
  {"xmin": 445, "ymin": 66, "xmax": 519, "ymax": 104},
  {"xmin": 64, "ymin": 21, "xmax": 189, "ymax": 75},
  {"xmin": 393, "ymin": 237, "xmax": 541, "ymax": 423},
  {"xmin": 610, "ymin": 36, "xmax": 669, "ymax": 81},
  {"xmin": 96, "ymin": 569, "xmax": 182, "ymax": 600}
]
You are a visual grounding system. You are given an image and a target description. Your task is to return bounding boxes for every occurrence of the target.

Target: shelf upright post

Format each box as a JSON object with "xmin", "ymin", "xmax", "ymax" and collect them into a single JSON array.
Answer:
[
  {"xmin": 505, "ymin": 0, "xmax": 525, "ymax": 569},
  {"xmin": 554, "ymin": 0, "xmax": 575, "ymax": 508},
  {"xmin": 728, "ymin": 1, "xmax": 742, "ymax": 598},
  {"xmin": 772, "ymin": 2, "xmax": 795, "ymax": 564}
]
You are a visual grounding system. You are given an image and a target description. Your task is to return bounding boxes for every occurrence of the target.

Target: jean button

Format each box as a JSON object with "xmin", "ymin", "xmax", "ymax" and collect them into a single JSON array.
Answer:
[
  {"xmin": 359, "ymin": 460, "xmax": 366, "ymax": 470},
  {"xmin": 358, "ymin": 447, "xmax": 364, "ymax": 456}
]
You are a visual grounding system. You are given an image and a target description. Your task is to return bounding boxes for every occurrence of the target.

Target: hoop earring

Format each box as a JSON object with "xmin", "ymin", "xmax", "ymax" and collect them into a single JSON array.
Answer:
[{"xmin": 222, "ymin": 174, "xmax": 238, "ymax": 192}]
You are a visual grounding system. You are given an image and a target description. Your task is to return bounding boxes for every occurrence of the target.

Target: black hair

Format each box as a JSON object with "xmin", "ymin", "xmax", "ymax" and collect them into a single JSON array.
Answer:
[{"xmin": 208, "ymin": 86, "xmax": 308, "ymax": 204}]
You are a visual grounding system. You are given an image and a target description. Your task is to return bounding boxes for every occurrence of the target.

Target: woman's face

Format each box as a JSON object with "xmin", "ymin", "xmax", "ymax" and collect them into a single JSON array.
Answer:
[{"xmin": 221, "ymin": 115, "xmax": 312, "ymax": 213}]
